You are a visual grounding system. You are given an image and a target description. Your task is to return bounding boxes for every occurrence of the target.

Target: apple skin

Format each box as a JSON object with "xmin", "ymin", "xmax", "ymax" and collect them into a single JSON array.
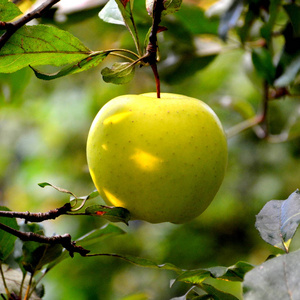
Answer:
[{"xmin": 86, "ymin": 93, "xmax": 227, "ymax": 224}]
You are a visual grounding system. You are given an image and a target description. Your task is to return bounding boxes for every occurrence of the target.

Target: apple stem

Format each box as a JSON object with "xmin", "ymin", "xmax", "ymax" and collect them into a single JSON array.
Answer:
[
  {"xmin": 151, "ymin": 64, "xmax": 161, "ymax": 98},
  {"xmin": 142, "ymin": 0, "xmax": 165, "ymax": 98}
]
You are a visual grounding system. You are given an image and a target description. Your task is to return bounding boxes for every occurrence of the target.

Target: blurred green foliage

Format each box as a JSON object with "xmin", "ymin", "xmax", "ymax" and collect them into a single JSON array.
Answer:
[{"xmin": 0, "ymin": 0, "xmax": 300, "ymax": 299}]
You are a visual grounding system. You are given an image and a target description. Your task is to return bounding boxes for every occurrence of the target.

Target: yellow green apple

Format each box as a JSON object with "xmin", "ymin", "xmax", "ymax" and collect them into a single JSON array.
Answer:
[{"xmin": 86, "ymin": 93, "xmax": 227, "ymax": 223}]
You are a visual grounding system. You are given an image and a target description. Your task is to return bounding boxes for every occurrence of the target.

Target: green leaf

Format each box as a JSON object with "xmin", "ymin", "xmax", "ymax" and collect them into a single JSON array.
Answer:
[
  {"xmin": 17, "ymin": 223, "xmax": 63, "ymax": 273},
  {"xmin": 163, "ymin": 0, "xmax": 182, "ymax": 15},
  {"xmin": 0, "ymin": 24, "xmax": 91, "ymax": 73},
  {"xmin": 218, "ymin": 0, "xmax": 244, "ymax": 40},
  {"xmin": 243, "ymin": 249, "xmax": 300, "ymax": 300},
  {"xmin": 284, "ymin": 4, "xmax": 300, "ymax": 36},
  {"xmin": 237, "ymin": 3, "xmax": 259, "ymax": 44},
  {"xmin": 85, "ymin": 204, "xmax": 131, "ymax": 225},
  {"xmin": 252, "ymin": 48, "xmax": 276, "ymax": 85},
  {"xmin": 31, "ymin": 51, "xmax": 110, "ymax": 80},
  {"xmin": 0, "ymin": 206, "xmax": 19, "ymax": 261},
  {"xmin": 146, "ymin": 0, "xmax": 182, "ymax": 17},
  {"xmin": 274, "ymin": 53, "xmax": 300, "ymax": 87},
  {"xmin": 175, "ymin": 5, "xmax": 219, "ymax": 35},
  {"xmin": 77, "ymin": 223, "xmax": 126, "ymax": 248},
  {"xmin": 255, "ymin": 190, "xmax": 300, "ymax": 252},
  {"xmin": 0, "ymin": 0, "xmax": 22, "ymax": 22},
  {"xmin": 99, "ymin": 0, "xmax": 140, "ymax": 54},
  {"xmin": 101, "ymin": 62, "xmax": 135, "ymax": 84},
  {"xmin": 175, "ymin": 261, "xmax": 254, "ymax": 285},
  {"xmin": 199, "ymin": 283, "xmax": 240, "ymax": 300},
  {"xmin": 260, "ymin": 0, "xmax": 281, "ymax": 45},
  {"xmin": 97, "ymin": 253, "xmax": 183, "ymax": 274},
  {"xmin": 21, "ymin": 241, "xmax": 63, "ymax": 273}
]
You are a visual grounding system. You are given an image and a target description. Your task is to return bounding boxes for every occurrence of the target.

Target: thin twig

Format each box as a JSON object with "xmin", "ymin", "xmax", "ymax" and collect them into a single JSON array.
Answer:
[
  {"xmin": 19, "ymin": 272, "xmax": 27, "ymax": 300},
  {"xmin": 23, "ymin": 273, "xmax": 34, "ymax": 300},
  {"xmin": 0, "ymin": 263, "xmax": 11, "ymax": 299},
  {"xmin": 0, "ymin": 0, "xmax": 60, "ymax": 50},
  {"xmin": 225, "ymin": 115, "xmax": 264, "ymax": 139}
]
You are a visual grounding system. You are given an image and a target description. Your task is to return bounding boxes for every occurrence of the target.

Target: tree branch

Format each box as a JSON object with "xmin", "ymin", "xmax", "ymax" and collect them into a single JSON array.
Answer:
[
  {"xmin": 0, "ymin": 0, "xmax": 60, "ymax": 50},
  {"xmin": 0, "ymin": 203, "xmax": 72, "ymax": 222},
  {"xmin": 0, "ymin": 222, "xmax": 90, "ymax": 257},
  {"xmin": 0, "ymin": 202, "xmax": 90, "ymax": 257}
]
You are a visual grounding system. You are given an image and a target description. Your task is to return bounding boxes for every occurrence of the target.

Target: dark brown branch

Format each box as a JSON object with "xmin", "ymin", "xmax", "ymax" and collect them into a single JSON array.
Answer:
[
  {"xmin": 0, "ymin": 222, "xmax": 90, "ymax": 257},
  {"xmin": 0, "ymin": 0, "xmax": 60, "ymax": 50},
  {"xmin": 0, "ymin": 203, "xmax": 72, "ymax": 222}
]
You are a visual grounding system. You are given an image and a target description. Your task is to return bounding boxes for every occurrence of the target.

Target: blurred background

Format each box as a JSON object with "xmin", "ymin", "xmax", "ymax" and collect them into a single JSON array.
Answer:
[{"xmin": 0, "ymin": 0, "xmax": 299, "ymax": 299}]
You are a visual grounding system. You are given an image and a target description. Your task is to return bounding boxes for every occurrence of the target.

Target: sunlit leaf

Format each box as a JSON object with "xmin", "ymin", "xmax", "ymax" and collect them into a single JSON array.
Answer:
[
  {"xmin": 255, "ymin": 190, "xmax": 300, "ymax": 251},
  {"xmin": 85, "ymin": 204, "xmax": 131, "ymax": 225},
  {"xmin": 0, "ymin": 0, "xmax": 22, "ymax": 22},
  {"xmin": 243, "ymin": 249, "xmax": 300, "ymax": 300},
  {"xmin": 0, "ymin": 206, "xmax": 19, "ymax": 261},
  {"xmin": 101, "ymin": 62, "xmax": 135, "ymax": 84},
  {"xmin": 31, "ymin": 51, "xmax": 110, "ymax": 80},
  {"xmin": 0, "ymin": 25, "xmax": 91, "ymax": 73},
  {"xmin": 99, "ymin": 0, "xmax": 125, "ymax": 25}
]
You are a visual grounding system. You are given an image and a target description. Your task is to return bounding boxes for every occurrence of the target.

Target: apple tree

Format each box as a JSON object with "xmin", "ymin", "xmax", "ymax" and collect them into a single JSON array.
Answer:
[{"xmin": 0, "ymin": 0, "xmax": 300, "ymax": 299}]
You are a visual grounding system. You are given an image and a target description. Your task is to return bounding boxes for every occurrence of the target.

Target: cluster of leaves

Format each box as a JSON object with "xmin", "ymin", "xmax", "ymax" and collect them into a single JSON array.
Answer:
[
  {"xmin": 0, "ymin": 0, "xmax": 180, "ymax": 84},
  {"xmin": 1, "ymin": 189, "xmax": 300, "ymax": 299}
]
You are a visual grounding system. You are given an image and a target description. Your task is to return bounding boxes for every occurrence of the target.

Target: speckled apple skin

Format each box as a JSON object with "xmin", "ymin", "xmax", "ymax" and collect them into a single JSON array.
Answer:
[{"xmin": 87, "ymin": 93, "xmax": 228, "ymax": 224}]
